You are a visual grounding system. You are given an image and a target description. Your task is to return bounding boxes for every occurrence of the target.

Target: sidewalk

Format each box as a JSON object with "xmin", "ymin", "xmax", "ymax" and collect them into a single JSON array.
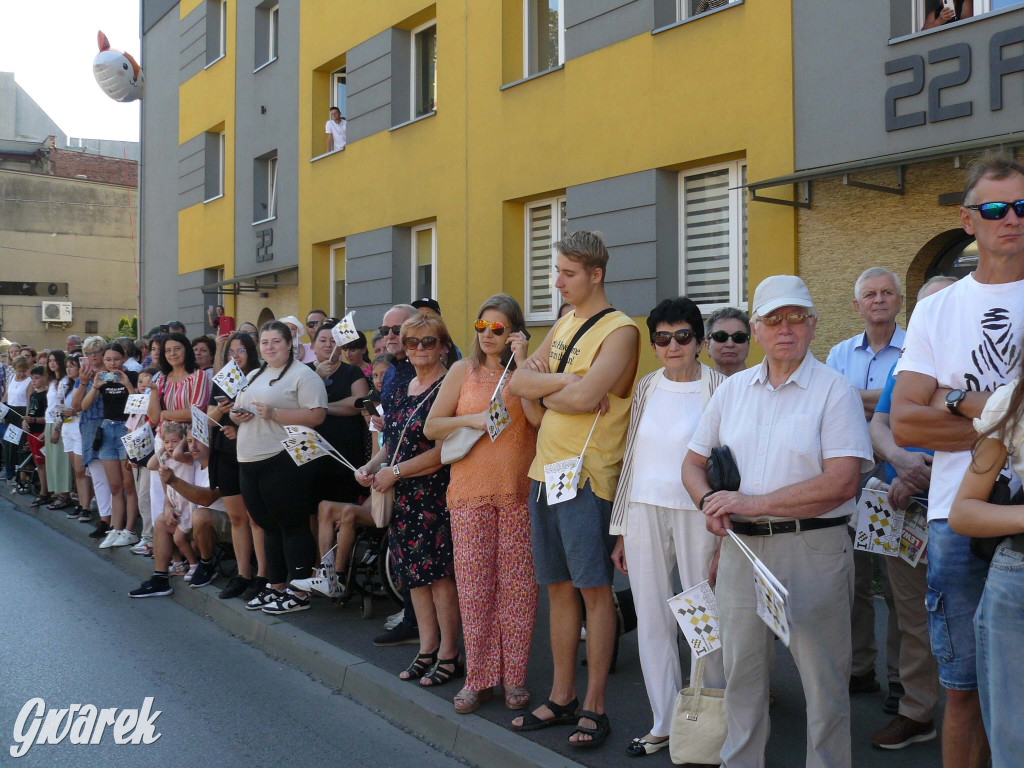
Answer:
[{"xmin": 5, "ymin": 486, "xmax": 942, "ymax": 768}]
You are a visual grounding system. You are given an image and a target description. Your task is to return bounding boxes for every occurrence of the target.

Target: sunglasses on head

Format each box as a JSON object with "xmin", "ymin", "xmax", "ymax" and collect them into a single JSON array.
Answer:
[
  {"xmin": 474, "ymin": 320, "xmax": 507, "ymax": 335},
  {"xmin": 652, "ymin": 329, "xmax": 696, "ymax": 347},
  {"xmin": 760, "ymin": 311, "xmax": 811, "ymax": 327},
  {"xmin": 402, "ymin": 336, "xmax": 439, "ymax": 351},
  {"xmin": 379, "ymin": 325, "xmax": 403, "ymax": 337},
  {"xmin": 965, "ymin": 199, "xmax": 1024, "ymax": 220},
  {"xmin": 709, "ymin": 331, "xmax": 750, "ymax": 344}
]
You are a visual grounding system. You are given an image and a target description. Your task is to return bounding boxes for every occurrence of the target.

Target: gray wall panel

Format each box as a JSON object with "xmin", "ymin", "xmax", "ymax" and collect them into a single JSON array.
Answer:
[
  {"xmin": 177, "ymin": 269, "xmax": 208, "ymax": 334},
  {"xmin": 567, "ymin": 169, "xmax": 676, "ymax": 316},
  {"xmin": 347, "ymin": 251, "xmax": 394, "ymax": 283},
  {"xmin": 565, "ymin": 0, "xmax": 652, "ymax": 61},
  {"xmin": 347, "ymin": 30, "xmax": 394, "ymax": 144},
  {"xmin": 140, "ymin": 3, "xmax": 182, "ymax": 331},
  {"xmin": 177, "ymin": 134, "xmax": 205, "ymax": 208},
  {"xmin": 344, "ymin": 226, "xmax": 413, "ymax": 326},
  {"xmin": 389, "ymin": 29, "xmax": 412, "ymax": 127},
  {"xmin": 179, "ymin": 4, "xmax": 207, "ymax": 81}
]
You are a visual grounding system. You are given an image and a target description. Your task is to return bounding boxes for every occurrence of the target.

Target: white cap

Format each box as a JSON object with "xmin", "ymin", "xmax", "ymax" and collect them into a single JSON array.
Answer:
[
  {"xmin": 278, "ymin": 315, "xmax": 302, "ymax": 331},
  {"xmin": 750, "ymin": 275, "xmax": 814, "ymax": 317}
]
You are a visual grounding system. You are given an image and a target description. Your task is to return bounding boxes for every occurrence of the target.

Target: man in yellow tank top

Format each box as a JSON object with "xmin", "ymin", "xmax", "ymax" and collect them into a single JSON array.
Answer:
[{"xmin": 508, "ymin": 230, "xmax": 639, "ymax": 748}]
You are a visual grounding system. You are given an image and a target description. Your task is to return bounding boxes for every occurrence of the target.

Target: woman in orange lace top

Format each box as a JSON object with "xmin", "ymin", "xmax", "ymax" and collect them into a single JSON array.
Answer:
[{"xmin": 425, "ymin": 294, "xmax": 542, "ymax": 716}]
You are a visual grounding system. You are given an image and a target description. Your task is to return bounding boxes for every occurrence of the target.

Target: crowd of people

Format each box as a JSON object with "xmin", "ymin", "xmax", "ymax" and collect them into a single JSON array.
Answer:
[{"xmin": 2, "ymin": 151, "xmax": 1023, "ymax": 766}]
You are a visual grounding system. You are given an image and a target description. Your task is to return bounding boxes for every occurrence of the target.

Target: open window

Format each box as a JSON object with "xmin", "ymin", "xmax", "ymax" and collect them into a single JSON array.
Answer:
[{"xmin": 523, "ymin": 0, "xmax": 564, "ymax": 77}]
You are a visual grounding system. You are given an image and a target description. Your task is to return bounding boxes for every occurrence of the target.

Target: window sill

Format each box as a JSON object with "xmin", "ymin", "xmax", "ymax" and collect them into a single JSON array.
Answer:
[
  {"xmin": 389, "ymin": 110, "xmax": 436, "ymax": 132},
  {"xmin": 652, "ymin": 0, "xmax": 743, "ymax": 35},
  {"xmin": 204, "ymin": 53, "xmax": 226, "ymax": 70},
  {"xmin": 525, "ymin": 316, "xmax": 556, "ymax": 327},
  {"xmin": 253, "ymin": 56, "xmax": 278, "ymax": 74},
  {"xmin": 203, "ymin": 193, "xmax": 225, "ymax": 204},
  {"xmin": 500, "ymin": 64, "xmax": 564, "ymax": 92},
  {"xmin": 252, "ymin": 216, "xmax": 277, "ymax": 226},
  {"xmin": 310, "ymin": 148, "xmax": 345, "ymax": 163}
]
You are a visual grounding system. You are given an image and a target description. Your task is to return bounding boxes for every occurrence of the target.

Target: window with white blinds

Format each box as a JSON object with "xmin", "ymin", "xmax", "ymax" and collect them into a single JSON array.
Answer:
[
  {"xmin": 524, "ymin": 196, "xmax": 566, "ymax": 322},
  {"xmin": 679, "ymin": 161, "xmax": 747, "ymax": 312}
]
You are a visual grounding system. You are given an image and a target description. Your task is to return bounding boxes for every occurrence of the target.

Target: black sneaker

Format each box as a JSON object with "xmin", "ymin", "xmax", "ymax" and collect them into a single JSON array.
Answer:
[
  {"xmin": 88, "ymin": 522, "xmax": 111, "ymax": 539},
  {"xmin": 241, "ymin": 577, "xmax": 267, "ymax": 603},
  {"xmin": 262, "ymin": 589, "xmax": 310, "ymax": 615},
  {"xmin": 65, "ymin": 505, "xmax": 84, "ymax": 520},
  {"xmin": 189, "ymin": 561, "xmax": 217, "ymax": 589},
  {"xmin": 245, "ymin": 586, "xmax": 283, "ymax": 611},
  {"xmin": 129, "ymin": 578, "xmax": 173, "ymax": 598},
  {"xmin": 373, "ymin": 621, "xmax": 420, "ymax": 647},
  {"xmin": 78, "ymin": 510, "xmax": 96, "ymax": 524},
  {"xmin": 218, "ymin": 575, "xmax": 250, "ymax": 600}
]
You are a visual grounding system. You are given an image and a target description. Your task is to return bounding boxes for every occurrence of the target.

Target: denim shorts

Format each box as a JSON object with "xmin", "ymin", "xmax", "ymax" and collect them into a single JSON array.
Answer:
[
  {"xmin": 925, "ymin": 519, "xmax": 988, "ymax": 690},
  {"xmin": 96, "ymin": 419, "xmax": 128, "ymax": 461},
  {"xmin": 529, "ymin": 479, "xmax": 615, "ymax": 589}
]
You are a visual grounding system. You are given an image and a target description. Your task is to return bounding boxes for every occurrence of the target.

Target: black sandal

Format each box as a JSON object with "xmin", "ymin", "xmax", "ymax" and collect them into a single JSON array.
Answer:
[
  {"xmin": 512, "ymin": 697, "xmax": 580, "ymax": 731},
  {"xmin": 399, "ymin": 650, "xmax": 437, "ymax": 681},
  {"xmin": 48, "ymin": 497, "xmax": 72, "ymax": 510},
  {"xmin": 569, "ymin": 710, "xmax": 611, "ymax": 749},
  {"xmin": 420, "ymin": 656, "xmax": 464, "ymax": 687},
  {"xmin": 30, "ymin": 494, "xmax": 52, "ymax": 508}
]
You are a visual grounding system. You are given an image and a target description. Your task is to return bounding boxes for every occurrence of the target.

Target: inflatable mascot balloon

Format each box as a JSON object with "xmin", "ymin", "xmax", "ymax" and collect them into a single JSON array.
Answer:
[{"xmin": 93, "ymin": 30, "xmax": 144, "ymax": 102}]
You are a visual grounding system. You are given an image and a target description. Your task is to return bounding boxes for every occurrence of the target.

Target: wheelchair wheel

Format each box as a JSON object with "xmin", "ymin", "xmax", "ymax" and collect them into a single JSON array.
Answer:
[{"xmin": 377, "ymin": 533, "xmax": 402, "ymax": 607}]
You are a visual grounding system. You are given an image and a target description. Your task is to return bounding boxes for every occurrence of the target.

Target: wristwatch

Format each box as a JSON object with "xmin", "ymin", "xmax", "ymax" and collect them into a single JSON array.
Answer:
[
  {"xmin": 392, "ymin": 464, "xmax": 402, "ymax": 480},
  {"xmin": 945, "ymin": 389, "xmax": 967, "ymax": 417}
]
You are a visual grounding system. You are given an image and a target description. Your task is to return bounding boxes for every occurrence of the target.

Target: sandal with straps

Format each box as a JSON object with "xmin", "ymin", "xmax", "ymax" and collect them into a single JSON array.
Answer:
[
  {"xmin": 48, "ymin": 497, "xmax": 72, "ymax": 510},
  {"xmin": 420, "ymin": 656, "xmax": 464, "ymax": 687},
  {"xmin": 504, "ymin": 684, "xmax": 530, "ymax": 710},
  {"xmin": 512, "ymin": 697, "xmax": 579, "ymax": 731},
  {"xmin": 399, "ymin": 649, "xmax": 438, "ymax": 681},
  {"xmin": 569, "ymin": 710, "xmax": 612, "ymax": 749}
]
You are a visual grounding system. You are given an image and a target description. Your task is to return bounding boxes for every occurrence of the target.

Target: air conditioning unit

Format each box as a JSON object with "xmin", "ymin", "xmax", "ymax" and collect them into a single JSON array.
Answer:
[{"xmin": 41, "ymin": 301, "xmax": 73, "ymax": 324}]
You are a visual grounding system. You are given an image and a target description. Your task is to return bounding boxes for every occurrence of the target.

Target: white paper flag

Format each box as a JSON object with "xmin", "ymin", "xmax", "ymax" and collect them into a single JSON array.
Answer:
[
  {"xmin": 368, "ymin": 403, "xmax": 384, "ymax": 432},
  {"xmin": 212, "ymin": 360, "xmax": 248, "ymax": 399},
  {"xmin": 3, "ymin": 423, "xmax": 24, "ymax": 445},
  {"xmin": 330, "ymin": 311, "xmax": 360, "ymax": 347},
  {"xmin": 485, "ymin": 360, "xmax": 515, "ymax": 442},
  {"xmin": 728, "ymin": 530, "xmax": 792, "ymax": 647},
  {"xmin": 120, "ymin": 423, "xmax": 155, "ymax": 462},
  {"xmin": 543, "ymin": 413, "xmax": 599, "ymax": 506},
  {"xmin": 124, "ymin": 393, "xmax": 150, "ymax": 415},
  {"xmin": 190, "ymin": 404, "xmax": 210, "ymax": 447},
  {"xmin": 899, "ymin": 501, "xmax": 929, "ymax": 567},
  {"xmin": 0, "ymin": 402, "xmax": 9, "ymax": 421},
  {"xmin": 854, "ymin": 488, "xmax": 905, "ymax": 557},
  {"xmin": 668, "ymin": 580, "xmax": 722, "ymax": 658},
  {"xmin": 282, "ymin": 425, "xmax": 358, "ymax": 472}
]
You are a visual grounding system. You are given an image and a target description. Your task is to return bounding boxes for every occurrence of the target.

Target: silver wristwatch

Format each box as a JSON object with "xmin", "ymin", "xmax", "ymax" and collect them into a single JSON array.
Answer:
[{"xmin": 392, "ymin": 464, "xmax": 402, "ymax": 479}]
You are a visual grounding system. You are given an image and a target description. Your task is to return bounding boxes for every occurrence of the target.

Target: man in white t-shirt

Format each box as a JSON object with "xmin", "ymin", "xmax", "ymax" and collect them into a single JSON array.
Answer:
[
  {"xmin": 325, "ymin": 106, "xmax": 346, "ymax": 153},
  {"xmin": 892, "ymin": 152, "xmax": 1024, "ymax": 768}
]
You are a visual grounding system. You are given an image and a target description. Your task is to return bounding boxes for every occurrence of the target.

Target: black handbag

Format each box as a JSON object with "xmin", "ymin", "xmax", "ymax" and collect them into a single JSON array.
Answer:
[
  {"xmin": 92, "ymin": 424, "xmax": 105, "ymax": 452},
  {"xmin": 706, "ymin": 445, "xmax": 741, "ymax": 492},
  {"xmin": 970, "ymin": 473, "xmax": 1023, "ymax": 563}
]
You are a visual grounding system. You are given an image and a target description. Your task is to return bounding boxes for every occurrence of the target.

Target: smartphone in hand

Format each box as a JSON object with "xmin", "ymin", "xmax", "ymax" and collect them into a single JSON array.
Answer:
[{"xmin": 500, "ymin": 327, "xmax": 531, "ymax": 368}]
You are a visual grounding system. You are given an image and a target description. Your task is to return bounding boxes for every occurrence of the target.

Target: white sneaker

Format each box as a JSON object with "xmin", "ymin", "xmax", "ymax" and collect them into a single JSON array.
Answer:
[
  {"xmin": 98, "ymin": 529, "xmax": 121, "ymax": 549},
  {"xmin": 183, "ymin": 563, "xmax": 198, "ymax": 582},
  {"xmin": 130, "ymin": 537, "xmax": 153, "ymax": 556},
  {"xmin": 112, "ymin": 530, "xmax": 139, "ymax": 547},
  {"xmin": 290, "ymin": 566, "xmax": 339, "ymax": 598},
  {"xmin": 169, "ymin": 561, "xmax": 187, "ymax": 577}
]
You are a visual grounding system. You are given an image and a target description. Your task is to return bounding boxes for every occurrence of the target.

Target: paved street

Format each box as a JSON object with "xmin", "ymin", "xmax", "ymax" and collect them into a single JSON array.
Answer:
[{"xmin": 0, "ymin": 499, "xmax": 464, "ymax": 768}]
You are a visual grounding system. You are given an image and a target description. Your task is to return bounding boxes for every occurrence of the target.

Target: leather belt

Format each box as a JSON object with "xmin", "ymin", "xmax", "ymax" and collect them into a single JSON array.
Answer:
[{"xmin": 730, "ymin": 515, "xmax": 850, "ymax": 537}]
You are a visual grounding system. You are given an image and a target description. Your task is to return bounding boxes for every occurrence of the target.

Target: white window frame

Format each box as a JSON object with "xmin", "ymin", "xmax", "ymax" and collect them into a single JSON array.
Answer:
[
  {"xmin": 269, "ymin": 4, "xmax": 280, "ymax": 62},
  {"xmin": 523, "ymin": 195, "xmax": 566, "ymax": 323},
  {"xmin": 677, "ymin": 160, "xmax": 747, "ymax": 315},
  {"xmin": 912, "ymin": 0, "xmax": 1016, "ymax": 29},
  {"xmin": 410, "ymin": 222, "xmax": 438, "ymax": 301},
  {"xmin": 522, "ymin": 0, "xmax": 565, "ymax": 78},
  {"xmin": 331, "ymin": 68, "xmax": 346, "ymax": 116},
  {"xmin": 267, "ymin": 155, "xmax": 278, "ymax": 220},
  {"xmin": 216, "ymin": 132, "xmax": 225, "ymax": 198},
  {"xmin": 219, "ymin": 0, "xmax": 227, "ymax": 58},
  {"xmin": 410, "ymin": 20, "xmax": 437, "ymax": 120},
  {"xmin": 329, "ymin": 241, "xmax": 346, "ymax": 316}
]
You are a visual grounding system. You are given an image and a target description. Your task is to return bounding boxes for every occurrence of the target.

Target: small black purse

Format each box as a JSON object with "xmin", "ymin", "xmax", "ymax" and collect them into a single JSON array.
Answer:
[
  {"xmin": 706, "ymin": 445, "xmax": 741, "ymax": 492},
  {"xmin": 971, "ymin": 473, "xmax": 1023, "ymax": 563}
]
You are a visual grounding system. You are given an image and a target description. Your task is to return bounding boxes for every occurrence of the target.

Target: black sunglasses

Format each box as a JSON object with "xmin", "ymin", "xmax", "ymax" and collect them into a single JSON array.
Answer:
[
  {"xmin": 709, "ymin": 331, "xmax": 750, "ymax": 344},
  {"xmin": 379, "ymin": 325, "xmax": 403, "ymax": 337},
  {"xmin": 652, "ymin": 330, "xmax": 696, "ymax": 347},
  {"xmin": 965, "ymin": 199, "xmax": 1024, "ymax": 220}
]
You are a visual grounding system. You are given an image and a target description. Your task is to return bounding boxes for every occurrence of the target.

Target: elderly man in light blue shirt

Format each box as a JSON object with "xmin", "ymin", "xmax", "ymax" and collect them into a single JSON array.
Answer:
[{"xmin": 826, "ymin": 266, "xmax": 905, "ymax": 709}]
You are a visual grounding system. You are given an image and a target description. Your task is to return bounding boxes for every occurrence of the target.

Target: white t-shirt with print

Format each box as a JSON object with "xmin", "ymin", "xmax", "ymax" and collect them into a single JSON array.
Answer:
[{"xmin": 895, "ymin": 273, "xmax": 1024, "ymax": 521}]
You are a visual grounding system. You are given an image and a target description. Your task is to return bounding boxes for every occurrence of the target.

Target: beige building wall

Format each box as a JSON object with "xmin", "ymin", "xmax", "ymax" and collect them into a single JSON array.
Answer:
[
  {"xmin": 798, "ymin": 159, "xmax": 972, "ymax": 360},
  {"xmin": 0, "ymin": 170, "xmax": 138, "ymax": 351},
  {"xmin": 234, "ymin": 276, "xmax": 301, "ymax": 336}
]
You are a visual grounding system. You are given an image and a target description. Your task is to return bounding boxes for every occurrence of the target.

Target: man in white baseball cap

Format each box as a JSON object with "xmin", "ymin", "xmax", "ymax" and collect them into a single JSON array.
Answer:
[{"xmin": 682, "ymin": 274, "xmax": 873, "ymax": 767}]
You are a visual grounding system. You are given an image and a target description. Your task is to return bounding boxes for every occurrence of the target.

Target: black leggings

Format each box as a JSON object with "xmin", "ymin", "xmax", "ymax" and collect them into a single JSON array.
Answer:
[
  {"xmin": 3, "ymin": 406, "xmax": 26, "ymax": 474},
  {"xmin": 239, "ymin": 451, "xmax": 316, "ymax": 585}
]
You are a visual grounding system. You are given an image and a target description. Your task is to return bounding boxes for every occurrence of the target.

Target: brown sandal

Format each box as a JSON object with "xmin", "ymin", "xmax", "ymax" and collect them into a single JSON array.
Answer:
[
  {"xmin": 454, "ymin": 686, "xmax": 494, "ymax": 714},
  {"xmin": 504, "ymin": 685, "xmax": 530, "ymax": 710}
]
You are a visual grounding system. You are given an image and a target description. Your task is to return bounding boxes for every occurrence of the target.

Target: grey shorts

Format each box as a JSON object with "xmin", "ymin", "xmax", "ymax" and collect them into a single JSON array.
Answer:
[{"xmin": 529, "ymin": 479, "xmax": 615, "ymax": 588}]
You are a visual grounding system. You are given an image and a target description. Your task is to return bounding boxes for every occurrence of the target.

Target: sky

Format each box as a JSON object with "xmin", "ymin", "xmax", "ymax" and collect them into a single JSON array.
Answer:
[{"xmin": 0, "ymin": 0, "xmax": 141, "ymax": 143}]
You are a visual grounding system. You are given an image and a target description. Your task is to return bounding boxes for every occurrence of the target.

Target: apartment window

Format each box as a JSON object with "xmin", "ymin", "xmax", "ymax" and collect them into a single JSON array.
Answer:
[
  {"xmin": 679, "ymin": 161, "xmax": 747, "ymax": 312},
  {"xmin": 675, "ymin": 0, "xmax": 739, "ymax": 20},
  {"xmin": 253, "ymin": 152, "xmax": 278, "ymax": 223},
  {"xmin": 255, "ymin": 1, "xmax": 279, "ymax": 69},
  {"xmin": 205, "ymin": 0, "xmax": 227, "ymax": 65},
  {"xmin": 411, "ymin": 223, "xmax": 437, "ymax": 300},
  {"xmin": 332, "ymin": 68, "xmax": 347, "ymax": 117},
  {"xmin": 330, "ymin": 242, "xmax": 346, "ymax": 315},
  {"xmin": 203, "ymin": 131, "xmax": 225, "ymax": 202},
  {"xmin": 524, "ymin": 196, "xmax": 567, "ymax": 322},
  {"xmin": 524, "ymin": 0, "xmax": 564, "ymax": 77},
  {"xmin": 411, "ymin": 22, "xmax": 437, "ymax": 118},
  {"xmin": 911, "ymin": 0, "xmax": 1022, "ymax": 31}
]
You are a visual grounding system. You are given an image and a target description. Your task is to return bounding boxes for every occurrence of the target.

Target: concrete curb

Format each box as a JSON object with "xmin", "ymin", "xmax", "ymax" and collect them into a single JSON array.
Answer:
[{"xmin": 9, "ymin": 496, "xmax": 584, "ymax": 768}]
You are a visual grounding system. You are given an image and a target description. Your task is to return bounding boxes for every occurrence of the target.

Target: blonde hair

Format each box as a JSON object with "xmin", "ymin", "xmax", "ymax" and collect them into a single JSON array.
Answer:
[
  {"xmin": 400, "ymin": 313, "xmax": 450, "ymax": 348},
  {"xmin": 82, "ymin": 335, "xmax": 107, "ymax": 354}
]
